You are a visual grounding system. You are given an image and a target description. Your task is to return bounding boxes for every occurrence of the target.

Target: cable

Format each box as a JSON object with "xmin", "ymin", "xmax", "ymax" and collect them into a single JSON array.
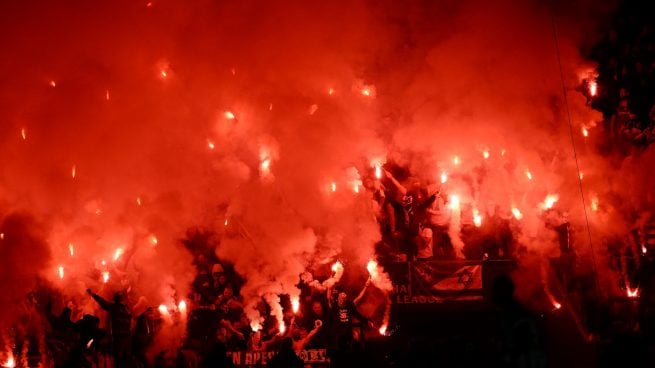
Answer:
[{"xmin": 547, "ymin": 1, "xmax": 600, "ymax": 291}]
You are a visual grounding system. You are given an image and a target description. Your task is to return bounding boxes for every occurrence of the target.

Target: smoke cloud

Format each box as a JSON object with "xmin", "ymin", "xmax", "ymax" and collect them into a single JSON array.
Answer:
[{"xmin": 0, "ymin": 0, "xmax": 640, "ymax": 352}]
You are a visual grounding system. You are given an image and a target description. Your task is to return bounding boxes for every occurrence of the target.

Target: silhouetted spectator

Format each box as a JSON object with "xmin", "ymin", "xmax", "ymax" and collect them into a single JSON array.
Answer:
[{"xmin": 268, "ymin": 338, "xmax": 303, "ymax": 368}]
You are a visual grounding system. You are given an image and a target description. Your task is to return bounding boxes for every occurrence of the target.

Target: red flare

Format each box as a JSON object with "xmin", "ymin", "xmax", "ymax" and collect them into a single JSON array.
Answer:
[
  {"xmin": 113, "ymin": 248, "xmax": 124, "ymax": 261},
  {"xmin": 379, "ymin": 325, "xmax": 388, "ymax": 336},
  {"xmin": 291, "ymin": 297, "xmax": 299, "ymax": 314},
  {"xmin": 3, "ymin": 355, "xmax": 15, "ymax": 368},
  {"xmin": 331, "ymin": 182, "xmax": 337, "ymax": 192},
  {"xmin": 589, "ymin": 81, "xmax": 597, "ymax": 97},
  {"xmin": 102, "ymin": 271, "xmax": 109, "ymax": 283},
  {"xmin": 178, "ymin": 300, "xmax": 187, "ymax": 314},
  {"xmin": 440, "ymin": 171, "xmax": 447, "ymax": 184},
  {"xmin": 224, "ymin": 111, "xmax": 236, "ymax": 120},
  {"xmin": 158, "ymin": 304, "xmax": 169, "ymax": 315},
  {"xmin": 50, "ymin": 80, "xmax": 56, "ymax": 87},
  {"xmin": 448, "ymin": 195, "xmax": 460, "ymax": 210},
  {"xmin": 21, "ymin": 128, "xmax": 26, "ymax": 140},
  {"xmin": 71, "ymin": 165, "xmax": 76, "ymax": 178},
  {"xmin": 453, "ymin": 156, "xmax": 460, "ymax": 165},
  {"xmin": 511, "ymin": 207, "xmax": 523, "ymax": 220},
  {"xmin": 58, "ymin": 266, "xmax": 64, "ymax": 280},
  {"xmin": 69, "ymin": 243, "xmax": 74, "ymax": 256},
  {"xmin": 627, "ymin": 288, "xmax": 639, "ymax": 298},
  {"xmin": 473, "ymin": 209, "xmax": 482, "ymax": 227}
]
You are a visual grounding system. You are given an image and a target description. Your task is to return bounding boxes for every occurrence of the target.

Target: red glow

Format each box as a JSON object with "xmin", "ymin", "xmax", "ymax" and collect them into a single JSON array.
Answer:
[
  {"xmin": 224, "ymin": 111, "xmax": 236, "ymax": 120},
  {"xmin": 589, "ymin": 81, "xmax": 597, "ymax": 97},
  {"xmin": 511, "ymin": 207, "xmax": 523, "ymax": 220},
  {"xmin": 627, "ymin": 287, "xmax": 639, "ymax": 298},
  {"xmin": 291, "ymin": 297, "xmax": 299, "ymax": 313}
]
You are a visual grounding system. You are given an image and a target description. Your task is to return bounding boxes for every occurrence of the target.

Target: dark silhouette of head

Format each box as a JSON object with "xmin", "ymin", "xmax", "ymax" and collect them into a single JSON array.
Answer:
[{"xmin": 113, "ymin": 292, "xmax": 123, "ymax": 304}]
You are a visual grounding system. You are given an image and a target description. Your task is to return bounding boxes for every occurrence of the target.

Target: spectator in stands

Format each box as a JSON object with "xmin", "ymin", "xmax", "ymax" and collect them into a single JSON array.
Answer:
[
  {"xmin": 327, "ymin": 281, "xmax": 369, "ymax": 352},
  {"xmin": 426, "ymin": 190, "xmax": 455, "ymax": 259},
  {"xmin": 87, "ymin": 289, "xmax": 132, "ymax": 368},
  {"xmin": 268, "ymin": 337, "xmax": 303, "ymax": 368},
  {"xmin": 291, "ymin": 322, "xmax": 322, "ymax": 351},
  {"xmin": 304, "ymin": 300, "xmax": 331, "ymax": 348},
  {"xmin": 415, "ymin": 227, "xmax": 434, "ymax": 261},
  {"xmin": 215, "ymin": 285, "xmax": 243, "ymax": 322},
  {"xmin": 133, "ymin": 307, "xmax": 155, "ymax": 368}
]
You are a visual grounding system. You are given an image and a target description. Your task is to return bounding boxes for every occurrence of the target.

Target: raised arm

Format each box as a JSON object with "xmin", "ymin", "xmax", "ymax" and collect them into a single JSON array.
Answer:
[
  {"xmin": 353, "ymin": 279, "xmax": 371, "ymax": 305},
  {"xmin": 87, "ymin": 289, "xmax": 112, "ymax": 311},
  {"xmin": 383, "ymin": 169, "xmax": 407, "ymax": 197}
]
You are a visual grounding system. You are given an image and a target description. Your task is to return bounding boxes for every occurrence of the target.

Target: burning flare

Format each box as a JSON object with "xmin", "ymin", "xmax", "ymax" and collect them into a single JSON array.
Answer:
[
  {"xmin": 278, "ymin": 320, "xmax": 286, "ymax": 335},
  {"xmin": 375, "ymin": 164, "xmax": 382, "ymax": 179},
  {"xmin": 590, "ymin": 197, "xmax": 599, "ymax": 212},
  {"xmin": 379, "ymin": 325, "xmax": 388, "ymax": 336},
  {"xmin": 3, "ymin": 355, "xmax": 15, "ymax": 368},
  {"xmin": 207, "ymin": 140, "xmax": 215, "ymax": 150},
  {"xmin": 224, "ymin": 111, "xmax": 236, "ymax": 120},
  {"xmin": 69, "ymin": 243, "xmax": 74, "ymax": 256},
  {"xmin": 178, "ymin": 300, "xmax": 187, "ymax": 314},
  {"xmin": 511, "ymin": 207, "xmax": 523, "ymax": 220},
  {"xmin": 440, "ymin": 171, "xmax": 448, "ymax": 184},
  {"xmin": 150, "ymin": 235, "xmax": 158, "ymax": 245},
  {"xmin": 71, "ymin": 164, "xmax": 76, "ymax": 179},
  {"xmin": 525, "ymin": 171, "xmax": 533, "ymax": 180},
  {"xmin": 113, "ymin": 248, "xmax": 124, "ymax": 261},
  {"xmin": 453, "ymin": 156, "xmax": 460, "ymax": 166},
  {"xmin": 473, "ymin": 209, "xmax": 482, "ymax": 227},
  {"xmin": 50, "ymin": 80, "xmax": 56, "ymax": 87},
  {"xmin": 448, "ymin": 195, "xmax": 460, "ymax": 210},
  {"xmin": 291, "ymin": 297, "xmax": 299, "ymax": 314},
  {"xmin": 627, "ymin": 287, "xmax": 639, "ymax": 298},
  {"xmin": 20, "ymin": 128, "xmax": 26, "ymax": 140},
  {"xmin": 58, "ymin": 265, "xmax": 64, "ymax": 280},
  {"xmin": 482, "ymin": 149, "xmax": 490, "ymax": 159},
  {"xmin": 589, "ymin": 81, "xmax": 597, "ymax": 97},
  {"xmin": 102, "ymin": 271, "xmax": 110, "ymax": 283},
  {"xmin": 367, "ymin": 259, "xmax": 379, "ymax": 281},
  {"xmin": 158, "ymin": 304, "xmax": 169, "ymax": 315},
  {"xmin": 331, "ymin": 181, "xmax": 337, "ymax": 192},
  {"xmin": 541, "ymin": 194, "xmax": 559, "ymax": 210},
  {"xmin": 582, "ymin": 126, "xmax": 589, "ymax": 137}
]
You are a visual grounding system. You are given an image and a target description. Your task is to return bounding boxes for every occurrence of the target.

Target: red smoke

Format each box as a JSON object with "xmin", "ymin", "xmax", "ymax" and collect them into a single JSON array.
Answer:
[{"xmin": 0, "ymin": 0, "xmax": 641, "ymax": 354}]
